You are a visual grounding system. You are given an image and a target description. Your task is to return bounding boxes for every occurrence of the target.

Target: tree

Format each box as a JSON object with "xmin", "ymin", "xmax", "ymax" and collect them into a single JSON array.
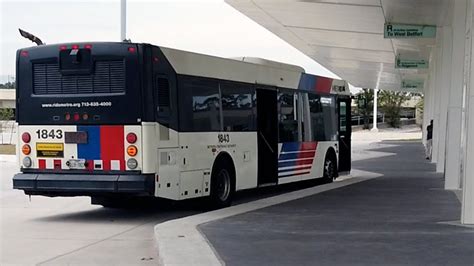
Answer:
[
  {"xmin": 0, "ymin": 81, "xmax": 15, "ymax": 89},
  {"xmin": 378, "ymin": 90, "xmax": 412, "ymax": 128},
  {"xmin": 355, "ymin": 88, "xmax": 374, "ymax": 129}
]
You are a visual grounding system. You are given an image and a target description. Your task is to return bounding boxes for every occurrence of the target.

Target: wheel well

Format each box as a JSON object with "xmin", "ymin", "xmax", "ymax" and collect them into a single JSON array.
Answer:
[
  {"xmin": 326, "ymin": 147, "xmax": 338, "ymax": 170},
  {"xmin": 212, "ymin": 152, "xmax": 236, "ymax": 180}
]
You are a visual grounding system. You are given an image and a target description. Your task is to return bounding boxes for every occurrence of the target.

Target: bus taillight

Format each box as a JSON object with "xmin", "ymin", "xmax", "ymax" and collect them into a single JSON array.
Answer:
[
  {"xmin": 22, "ymin": 144, "xmax": 31, "ymax": 155},
  {"xmin": 59, "ymin": 45, "xmax": 67, "ymax": 51},
  {"xmin": 21, "ymin": 132, "xmax": 31, "ymax": 143},
  {"xmin": 127, "ymin": 145, "xmax": 137, "ymax": 157},
  {"xmin": 126, "ymin": 133, "xmax": 137, "ymax": 144},
  {"xmin": 73, "ymin": 113, "xmax": 80, "ymax": 121},
  {"xmin": 65, "ymin": 112, "xmax": 71, "ymax": 121},
  {"xmin": 84, "ymin": 44, "xmax": 92, "ymax": 49}
]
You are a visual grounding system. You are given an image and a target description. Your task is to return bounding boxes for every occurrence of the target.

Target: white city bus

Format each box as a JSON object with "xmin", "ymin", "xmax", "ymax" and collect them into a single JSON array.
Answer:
[{"xmin": 13, "ymin": 42, "xmax": 351, "ymax": 207}]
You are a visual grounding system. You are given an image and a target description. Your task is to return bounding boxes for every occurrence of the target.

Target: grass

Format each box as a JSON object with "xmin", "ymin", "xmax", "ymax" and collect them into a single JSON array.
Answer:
[{"xmin": 0, "ymin": 144, "xmax": 16, "ymax": 155}]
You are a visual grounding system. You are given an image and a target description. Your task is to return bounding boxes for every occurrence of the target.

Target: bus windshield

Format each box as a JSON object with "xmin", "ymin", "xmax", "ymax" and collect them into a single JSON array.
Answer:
[{"xmin": 16, "ymin": 42, "xmax": 142, "ymax": 125}]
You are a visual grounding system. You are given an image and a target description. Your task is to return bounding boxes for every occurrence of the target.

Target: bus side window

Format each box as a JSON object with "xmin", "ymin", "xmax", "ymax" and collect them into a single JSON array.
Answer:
[
  {"xmin": 155, "ymin": 77, "xmax": 171, "ymax": 124},
  {"xmin": 220, "ymin": 82, "xmax": 255, "ymax": 132},
  {"xmin": 309, "ymin": 94, "xmax": 325, "ymax": 141},
  {"xmin": 278, "ymin": 91, "xmax": 299, "ymax": 142}
]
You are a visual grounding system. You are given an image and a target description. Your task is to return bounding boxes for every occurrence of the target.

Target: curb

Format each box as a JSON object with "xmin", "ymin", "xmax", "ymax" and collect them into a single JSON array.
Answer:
[{"xmin": 154, "ymin": 169, "xmax": 382, "ymax": 265}]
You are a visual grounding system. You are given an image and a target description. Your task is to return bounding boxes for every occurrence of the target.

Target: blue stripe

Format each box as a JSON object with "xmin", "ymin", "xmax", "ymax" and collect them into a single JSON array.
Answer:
[
  {"xmin": 298, "ymin": 73, "xmax": 316, "ymax": 91},
  {"xmin": 77, "ymin": 126, "xmax": 101, "ymax": 160},
  {"xmin": 278, "ymin": 159, "xmax": 312, "ymax": 168},
  {"xmin": 280, "ymin": 142, "xmax": 300, "ymax": 153},
  {"xmin": 278, "ymin": 142, "xmax": 301, "ymax": 166}
]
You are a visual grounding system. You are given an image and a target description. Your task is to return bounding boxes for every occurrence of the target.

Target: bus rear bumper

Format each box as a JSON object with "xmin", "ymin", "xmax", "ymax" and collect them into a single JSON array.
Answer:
[{"xmin": 13, "ymin": 173, "xmax": 155, "ymax": 197}]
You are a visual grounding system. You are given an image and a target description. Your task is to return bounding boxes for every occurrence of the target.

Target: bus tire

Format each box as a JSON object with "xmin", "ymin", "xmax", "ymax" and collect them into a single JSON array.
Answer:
[
  {"xmin": 209, "ymin": 156, "xmax": 235, "ymax": 209},
  {"xmin": 323, "ymin": 150, "xmax": 337, "ymax": 183},
  {"xmin": 91, "ymin": 196, "xmax": 125, "ymax": 208}
]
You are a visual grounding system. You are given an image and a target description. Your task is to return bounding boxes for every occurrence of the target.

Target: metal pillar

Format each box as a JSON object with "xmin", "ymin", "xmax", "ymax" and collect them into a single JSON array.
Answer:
[
  {"xmin": 120, "ymin": 0, "xmax": 126, "ymax": 41},
  {"xmin": 371, "ymin": 89, "xmax": 378, "ymax": 132}
]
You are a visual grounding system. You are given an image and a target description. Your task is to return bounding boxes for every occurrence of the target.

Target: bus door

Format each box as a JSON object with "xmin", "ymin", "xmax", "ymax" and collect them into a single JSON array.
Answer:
[
  {"xmin": 256, "ymin": 88, "xmax": 278, "ymax": 185},
  {"xmin": 337, "ymin": 96, "xmax": 351, "ymax": 173}
]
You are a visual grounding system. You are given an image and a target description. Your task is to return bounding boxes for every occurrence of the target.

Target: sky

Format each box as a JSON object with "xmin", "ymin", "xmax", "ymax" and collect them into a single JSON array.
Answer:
[{"xmin": 0, "ymin": 0, "xmax": 342, "ymax": 86}]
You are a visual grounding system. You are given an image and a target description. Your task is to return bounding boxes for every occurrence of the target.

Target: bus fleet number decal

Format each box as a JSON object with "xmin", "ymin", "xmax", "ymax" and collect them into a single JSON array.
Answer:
[
  {"xmin": 36, "ymin": 129, "xmax": 63, "ymax": 139},
  {"xmin": 218, "ymin": 133, "xmax": 230, "ymax": 143}
]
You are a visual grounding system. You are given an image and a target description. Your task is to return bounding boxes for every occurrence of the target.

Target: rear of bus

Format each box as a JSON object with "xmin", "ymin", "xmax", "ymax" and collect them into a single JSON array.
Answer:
[{"xmin": 13, "ymin": 42, "xmax": 154, "ymax": 198}]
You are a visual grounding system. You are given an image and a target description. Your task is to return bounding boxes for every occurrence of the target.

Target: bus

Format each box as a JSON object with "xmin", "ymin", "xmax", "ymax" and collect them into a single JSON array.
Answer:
[{"xmin": 13, "ymin": 42, "xmax": 351, "ymax": 207}]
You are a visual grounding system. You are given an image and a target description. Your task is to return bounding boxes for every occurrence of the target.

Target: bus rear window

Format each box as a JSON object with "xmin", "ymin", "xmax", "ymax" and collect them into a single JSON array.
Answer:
[{"xmin": 33, "ymin": 60, "xmax": 125, "ymax": 95}]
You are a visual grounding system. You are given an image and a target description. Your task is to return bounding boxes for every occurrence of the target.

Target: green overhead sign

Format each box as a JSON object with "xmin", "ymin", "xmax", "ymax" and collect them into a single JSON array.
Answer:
[
  {"xmin": 384, "ymin": 23, "xmax": 436, "ymax": 38},
  {"xmin": 401, "ymin": 79, "xmax": 424, "ymax": 90},
  {"xmin": 396, "ymin": 57, "xmax": 429, "ymax": 69}
]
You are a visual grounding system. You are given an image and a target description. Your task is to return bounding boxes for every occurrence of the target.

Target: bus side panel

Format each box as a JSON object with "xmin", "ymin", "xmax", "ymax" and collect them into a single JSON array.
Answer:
[
  {"xmin": 154, "ymin": 123, "xmax": 180, "ymax": 199},
  {"xmin": 277, "ymin": 141, "xmax": 337, "ymax": 184},
  {"xmin": 302, "ymin": 141, "xmax": 338, "ymax": 181},
  {"xmin": 177, "ymin": 132, "xmax": 258, "ymax": 195},
  {"xmin": 141, "ymin": 122, "xmax": 157, "ymax": 174}
]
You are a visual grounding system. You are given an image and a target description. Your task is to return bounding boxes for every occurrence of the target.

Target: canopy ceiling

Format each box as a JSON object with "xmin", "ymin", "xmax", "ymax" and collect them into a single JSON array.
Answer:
[{"xmin": 225, "ymin": 0, "xmax": 453, "ymax": 92}]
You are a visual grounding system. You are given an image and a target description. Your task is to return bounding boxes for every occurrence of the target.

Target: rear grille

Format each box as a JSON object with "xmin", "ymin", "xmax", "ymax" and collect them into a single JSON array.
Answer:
[
  {"xmin": 33, "ymin": 60, "xmax": 125, "ymax": 95},
  {"xmin": 157, "ymin": 78, "xmax": 170, "ymax": 107}
]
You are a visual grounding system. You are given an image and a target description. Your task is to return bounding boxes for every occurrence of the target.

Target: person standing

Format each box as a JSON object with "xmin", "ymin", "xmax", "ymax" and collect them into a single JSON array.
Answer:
[{"xmin": 426, "ymin": 120, "xmax": 433, "ymax": 160}]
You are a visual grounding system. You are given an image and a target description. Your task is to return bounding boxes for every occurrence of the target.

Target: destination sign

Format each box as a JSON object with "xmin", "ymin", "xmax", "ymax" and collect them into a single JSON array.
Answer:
[
  {"xmin": 396, "ymin": 57, "xmax": 429, "ymax": 69},
  {"xmin": 384, "ymin": 23, "xmax": 436, "ymax": 38},
  {"xmin": 401, "ymin": 79, "xmax": 424, "ymax": 90}
]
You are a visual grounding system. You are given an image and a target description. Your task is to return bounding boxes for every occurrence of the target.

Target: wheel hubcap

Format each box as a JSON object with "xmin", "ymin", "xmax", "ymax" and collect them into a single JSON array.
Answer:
[{"xmin": 217, "ymin": 169, "xmax": 231, "ymax": 201}]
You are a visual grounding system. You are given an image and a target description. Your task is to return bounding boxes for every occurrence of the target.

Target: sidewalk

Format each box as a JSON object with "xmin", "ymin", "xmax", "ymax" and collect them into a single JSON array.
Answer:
[{"xmin": 199, "ymin": 140, "xmax": 474, "ymax": 265}]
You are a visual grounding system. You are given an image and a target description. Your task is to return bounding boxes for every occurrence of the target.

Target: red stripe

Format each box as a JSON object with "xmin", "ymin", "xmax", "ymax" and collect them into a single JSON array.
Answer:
[
  {"xmin": 38, "ymin": 159, "xmax": 46, "ymax": 169},
  {"xmin": 100, "ymin": 126, "xmax": 124, "ymax": 171},
  {"xmin": 53, "ymin": 160, "xmax": 61, "ymax": 170},
  {"xmin": 297, "ymin": 142, "xmax": 317, "ymax": 166},
  {"xmin": 315, "ymin": 77, "xmax": 333, "ymax": 94},
  {"xmin": 87, "ymin": 160, "xmax": 94, "ymax": 171}
]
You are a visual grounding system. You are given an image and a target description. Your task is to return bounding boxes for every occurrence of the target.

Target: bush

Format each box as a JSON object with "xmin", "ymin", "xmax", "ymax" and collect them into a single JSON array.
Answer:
[{"xmin": 0, "ymin": 108, "xmax": 14, "ymax": 121}]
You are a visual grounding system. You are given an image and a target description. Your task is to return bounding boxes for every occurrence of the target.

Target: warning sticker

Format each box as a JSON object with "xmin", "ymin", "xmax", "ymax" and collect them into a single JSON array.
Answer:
[{"xmin": 36, "ymin": 143, "xmax": 64, "ymax": 158}]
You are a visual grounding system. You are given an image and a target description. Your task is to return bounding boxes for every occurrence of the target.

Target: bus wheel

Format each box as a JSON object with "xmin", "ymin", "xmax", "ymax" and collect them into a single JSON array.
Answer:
[
  {"xmin": 323, "ymin": 154, "xmax": 336, "ymax": 183},
  {"xmin": 210, "ymin": 158, "xmax": 235, "ymax": 208},
  {"xmin": 91, "ymin": 196, "xmax": 125, "ymax": 208}
]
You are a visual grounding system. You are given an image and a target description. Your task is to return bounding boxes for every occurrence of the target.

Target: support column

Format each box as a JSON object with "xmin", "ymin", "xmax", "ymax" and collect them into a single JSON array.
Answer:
[
  {"xmin": 371, "ymin": 89, "xmax": 378, "ymax": 132},
  {"xmin": 436, "ymin": 27, "xmax": 453, "ymax": 173},
  {"xmin": 431, "ymin": 30, "xmax": 444, "ymax": 164},
  {"xmin": 445, "ymin": 0, "xmax": 467, "ymax": 189},
  {"xmin": 462, "ymin": 0, "xmax": 474, "ymax": 225}
]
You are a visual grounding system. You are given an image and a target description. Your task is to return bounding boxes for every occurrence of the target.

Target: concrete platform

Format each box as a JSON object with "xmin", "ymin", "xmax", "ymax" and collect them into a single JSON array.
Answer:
[{"xmin": 199, "ymin": 141, "xmax": 474, "ymax": 265}]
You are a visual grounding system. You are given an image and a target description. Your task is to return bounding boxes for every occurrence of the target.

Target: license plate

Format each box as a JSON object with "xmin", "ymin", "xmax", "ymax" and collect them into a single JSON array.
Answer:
[
  {"xmin": 65, "ymin": 131, "xmax": 88, "ymax": 144},
  {"xmin": 36, "ymin": 143, "xmax": 64, "ymax": 158},
  {"xmin": 67, "ymin": 159, "xmax": 86, "ymax": 169}
]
